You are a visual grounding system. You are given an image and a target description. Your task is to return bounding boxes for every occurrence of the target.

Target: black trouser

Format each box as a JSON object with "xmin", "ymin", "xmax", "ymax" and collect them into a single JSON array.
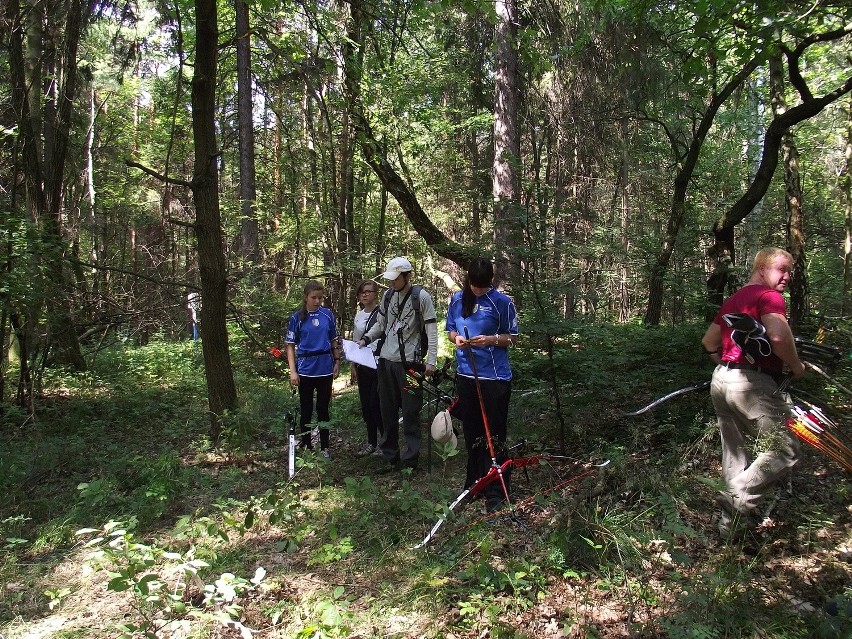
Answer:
[
  {"xmin": 456, "ymin": 376, "xmax": 512, "ymax": 509},
  {"xmin": 355, "ymin": 364, "xmax": 383, "ymax": 447},
  {"xmin": 298, "ymin": 375, "xmax": 332, "ymax": 450}
]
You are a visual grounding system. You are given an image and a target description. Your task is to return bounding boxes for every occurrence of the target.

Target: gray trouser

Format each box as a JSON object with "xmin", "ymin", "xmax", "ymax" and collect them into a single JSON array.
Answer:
[
  {"xmin": 377, "ymin": 359, "xmax": 423, "ymax": 465},
  {"xmin": 710, "ymin": 365, "xmax": 799, "ymax": 514}
]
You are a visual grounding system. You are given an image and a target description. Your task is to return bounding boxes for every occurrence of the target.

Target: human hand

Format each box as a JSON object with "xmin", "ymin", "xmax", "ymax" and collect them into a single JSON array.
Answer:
[
  {"xmin": 468, "ymin": 334, "xmax": 494, "ymax": 348},
  {"xmin": 289, "ymin": 372, "xmax": 299, "ymax": 386},
  {"xmin": 424, "ymin": 363, "xmax": 436, "ymax": 377}
]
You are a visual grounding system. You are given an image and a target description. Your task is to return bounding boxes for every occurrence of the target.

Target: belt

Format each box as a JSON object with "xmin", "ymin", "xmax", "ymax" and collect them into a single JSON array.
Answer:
[
  {"xmin": 724, "ymin": 362, "xmax": 761, "ymax": 372},
  {"xmin": 722, "ymin": 361, "xmax": 783, "ymax": 384},
  {"xmin": 297, "ymin": 349, "xmax": 332, "ymax": 358}
]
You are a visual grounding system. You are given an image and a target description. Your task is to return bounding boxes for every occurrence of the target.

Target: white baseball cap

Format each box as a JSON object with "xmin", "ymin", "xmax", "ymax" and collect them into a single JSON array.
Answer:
[
  {"xmin": 382, "ymin": 257, "xmax": 413, "ymax": 280},
  {"xmin": 430, "ymin": 410, "xmax": 457, "ymax": 448}
]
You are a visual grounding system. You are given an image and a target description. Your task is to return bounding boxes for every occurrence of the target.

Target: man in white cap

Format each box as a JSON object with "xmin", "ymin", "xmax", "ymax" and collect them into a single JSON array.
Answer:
[{"xmin": 357, "ymin": 257, "xmax": 438, "ymax": 472}]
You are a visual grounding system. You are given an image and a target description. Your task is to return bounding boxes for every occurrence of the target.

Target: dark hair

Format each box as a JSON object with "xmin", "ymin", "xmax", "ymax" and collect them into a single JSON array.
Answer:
[
  {"xmin": 356, "ymin": 279, "xmax": 377, "ymax": 295},
  {"xmin": 355, "ymin": 279, "xmax": 378, "ymax": 309},
  {"xmin": 461, "ymin": 258, "xmax": 494, "ymax": 318},
  {"xmin": 299, "ymin": 280, "xmax": 324, "ymax": 322}
]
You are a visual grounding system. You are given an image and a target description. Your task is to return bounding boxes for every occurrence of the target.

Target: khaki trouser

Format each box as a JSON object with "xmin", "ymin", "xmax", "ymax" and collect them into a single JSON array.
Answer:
[{"xmin": 710, "ymin": 364, "xmax": 799, "ymax": 515}]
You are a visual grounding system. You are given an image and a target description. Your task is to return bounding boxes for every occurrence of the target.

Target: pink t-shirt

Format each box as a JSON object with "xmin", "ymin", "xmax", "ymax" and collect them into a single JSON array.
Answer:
[{"xmin": 713, "ymin": 284, "xmax": 787, "ymax": 372}]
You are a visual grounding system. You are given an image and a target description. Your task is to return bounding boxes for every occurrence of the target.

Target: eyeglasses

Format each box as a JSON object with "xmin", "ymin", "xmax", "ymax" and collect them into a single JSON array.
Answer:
[{"xmin": 360, "ymin": 290, "xmax": 377, "ymax": 295}]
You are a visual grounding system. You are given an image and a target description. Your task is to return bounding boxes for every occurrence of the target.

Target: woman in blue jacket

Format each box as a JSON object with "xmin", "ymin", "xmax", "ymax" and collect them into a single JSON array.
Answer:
[
  {"xmin": 286, "ymin": 280, "xmax": 341, "ymax": 459},
  {"xmin": 446, "ymin": 258, "xmax": 518, "ymax": 512}
]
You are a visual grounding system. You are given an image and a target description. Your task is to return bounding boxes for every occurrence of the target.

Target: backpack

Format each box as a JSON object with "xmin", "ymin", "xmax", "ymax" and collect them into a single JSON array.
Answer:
[{"xmin": 376, "ymin": 285, "xmax": 429, "ymax": 362}]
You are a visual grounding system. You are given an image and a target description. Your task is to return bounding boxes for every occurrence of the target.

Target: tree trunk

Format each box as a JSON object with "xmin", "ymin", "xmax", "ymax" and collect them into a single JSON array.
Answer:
[
  {"xmin": 841, "ymin": 95, "xmax": 851, "ymax": 316},
  {"xmin": 618, "ymin": 115, "xmax": 631, "ymax": 323},
  {"xmin": 711, "ymin": 31, "xmax": 852, "ymax": 250},
  {"xmin": 344, "ymin": 1, "xmax": 471, "ymax": 269},
  {"xmin": 492, "ymin": 0, "xmax": 522, "ymax": 291},
  {"xmin": 192, "ymin": 0, "xmax": 237, "ymax": 444},
  {"xmin": 6, "ymin": 0, "xmax": 87, "ymax": 369},
  {"xmin": 770, "ymin": 51, "xmax": 806, "ymax": 331},
  {"xmin": 643, "ymin": 56, "xmax": 760, "ymax": 325},
  {"xmin": 235, "ymin": 0, "xmax": 259, "ymax": 265}
]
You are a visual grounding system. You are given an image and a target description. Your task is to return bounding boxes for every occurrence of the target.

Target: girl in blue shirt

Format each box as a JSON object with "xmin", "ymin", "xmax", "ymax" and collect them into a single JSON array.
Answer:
[
  {"xmin": 286, "ymin": 280, "xmax": 341, "ymax": 458},
  {"xmin": 446, "ymin": 258, "xmax": 518, "ymax": 512}
]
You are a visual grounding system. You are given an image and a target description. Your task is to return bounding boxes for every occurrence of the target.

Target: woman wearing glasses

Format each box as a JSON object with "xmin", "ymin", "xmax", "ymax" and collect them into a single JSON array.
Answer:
[{"xmin": 351, "ymin": 280, "xmax": 384, "ymax": 457}]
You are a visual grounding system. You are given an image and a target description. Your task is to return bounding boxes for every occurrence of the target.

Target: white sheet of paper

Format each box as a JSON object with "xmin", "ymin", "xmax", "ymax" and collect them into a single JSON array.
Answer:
[{"xmin": 341, "ymin": 339, "xmax": 377, "ymax": 369}]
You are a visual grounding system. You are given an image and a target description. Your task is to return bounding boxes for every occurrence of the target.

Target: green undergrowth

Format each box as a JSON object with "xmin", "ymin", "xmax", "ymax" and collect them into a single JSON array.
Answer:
[{"xmin": 1, "ymin": 324, "xmax": 851, "ymax": 638}]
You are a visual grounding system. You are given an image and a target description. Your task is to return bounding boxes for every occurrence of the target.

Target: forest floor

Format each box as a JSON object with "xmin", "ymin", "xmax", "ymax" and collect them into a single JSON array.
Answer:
[{"xmin": 1, "ymin": 333, "xmax": 851, "ymax": 639}]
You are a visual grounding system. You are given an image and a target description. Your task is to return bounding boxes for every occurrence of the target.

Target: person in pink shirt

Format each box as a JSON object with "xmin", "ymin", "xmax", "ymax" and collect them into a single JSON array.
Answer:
[{"xmin": 701, "ymin": 247, "xmax": 805, "ymax": 540}]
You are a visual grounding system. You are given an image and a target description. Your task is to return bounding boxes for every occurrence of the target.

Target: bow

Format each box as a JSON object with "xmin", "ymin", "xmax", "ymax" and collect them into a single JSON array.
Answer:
[
  {"xmin": 412, "ymin": 449, "xmax": 609, "ymax": 549},
  {"xmin": 623, "ymin": 380, "xmax": 711, "ymax": 416}
]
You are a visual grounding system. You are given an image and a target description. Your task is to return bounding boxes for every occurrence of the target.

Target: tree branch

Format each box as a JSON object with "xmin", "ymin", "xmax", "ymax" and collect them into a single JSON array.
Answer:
[{"xmin": 125, "ymin": 159, "xmax": 193, "ymax": 188}]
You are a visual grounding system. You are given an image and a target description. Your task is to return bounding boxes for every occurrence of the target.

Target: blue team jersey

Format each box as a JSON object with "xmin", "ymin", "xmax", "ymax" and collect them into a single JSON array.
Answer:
[
  {"xmin": 446, "ymin": 289, "xmax": 518, "ymax": 380},
  {"xmin": 285, "ymin": 307, "xmax": 338, "ymax": 377}
]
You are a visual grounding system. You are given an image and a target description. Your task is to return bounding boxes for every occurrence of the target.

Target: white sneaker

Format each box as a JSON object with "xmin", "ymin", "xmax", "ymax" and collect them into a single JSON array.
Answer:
[
  {"xmin": 371, "ymin": 446, "xmax": 384, "ymax": 457},
  {"xmin": 321, "ymin": 449, "xmax": 332, "ymax": 461}
]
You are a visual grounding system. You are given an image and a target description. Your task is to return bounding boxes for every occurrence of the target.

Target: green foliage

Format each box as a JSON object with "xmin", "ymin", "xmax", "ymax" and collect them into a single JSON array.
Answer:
[
  {"xmin": 458, "ymin": 541, "xmax": 547, "ymax": 600},
  {"xmin": 77, "ymin": 520, "xmax": 264, "ymax": 639},
  {"xmin": 293, "ymin": 586, "xmax": 354, "ymax": 639},
  {"xmin": 3, "ymin": 330, "xmax": 851, "ymax": 637}
]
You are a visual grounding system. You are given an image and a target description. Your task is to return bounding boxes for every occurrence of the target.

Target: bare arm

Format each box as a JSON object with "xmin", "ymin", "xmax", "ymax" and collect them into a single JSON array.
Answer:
[
  {"xmin": 332, "ymin": 338, "xmax": 341, "ymax": 378},
  {"xmin": 762, "ymin": 312, "xmax": 805, "ymax": 378},
  {"xmin": 701, "ymin": 323, "xmax": 722, "ymax": 365},
  {"xmin": 286, "ymin": 343, "xmax": 299, "ymax": 386}
]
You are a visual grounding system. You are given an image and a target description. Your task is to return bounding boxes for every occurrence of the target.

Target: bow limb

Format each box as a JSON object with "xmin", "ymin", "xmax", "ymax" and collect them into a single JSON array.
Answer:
[
  {"xmin": 412, "ymin": 465, "xmax": 504, "ymax": 549},
  {"xmin": 806, "ymin": 362, "xmax": 852, "ymax": 401},
  {"xmin": 510, "ymin": 454, "xmax": 610, "ymax": 471},
  {"xmin": 411, "ymin": 486, "xmax": 475, "ymax": 550},
  {"xmin": 623, "ymin": 380, "xmax": 711, "ymax": 416},
  {"xmin": 413, "ymin": 456, "xmax": 610, "ymax": 549}
]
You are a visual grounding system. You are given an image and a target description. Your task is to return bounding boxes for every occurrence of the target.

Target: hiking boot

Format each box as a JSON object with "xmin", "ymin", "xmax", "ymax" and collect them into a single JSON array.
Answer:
[{"xmin": 716, "ymin": 500, "xmax": 759, "ymax": 541}]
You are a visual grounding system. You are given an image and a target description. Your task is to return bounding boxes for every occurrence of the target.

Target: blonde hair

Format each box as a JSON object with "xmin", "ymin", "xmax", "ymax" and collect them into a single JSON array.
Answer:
[{"xmin": 752, "ymin": 247, "xmax": 793, "ymax": 274}]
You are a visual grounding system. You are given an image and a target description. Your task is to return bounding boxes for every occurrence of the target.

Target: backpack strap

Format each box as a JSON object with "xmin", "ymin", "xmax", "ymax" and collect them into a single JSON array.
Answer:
[
  {"xmin": 378, "ymin": 286, "xmax": 430, "ymax": 363},
  {"xmin": 365, "ymin": 306, "xmax": 380, "ymax": 333}
]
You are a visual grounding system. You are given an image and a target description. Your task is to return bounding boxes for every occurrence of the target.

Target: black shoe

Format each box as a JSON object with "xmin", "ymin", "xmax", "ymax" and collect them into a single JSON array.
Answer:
[
  {"xmin": 486, "ymin": 499, "xmax": 509, "ymax": 514},
  {"xmin": 377, "ymin": 462, "xmax": 399, "ymax": 475}
]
